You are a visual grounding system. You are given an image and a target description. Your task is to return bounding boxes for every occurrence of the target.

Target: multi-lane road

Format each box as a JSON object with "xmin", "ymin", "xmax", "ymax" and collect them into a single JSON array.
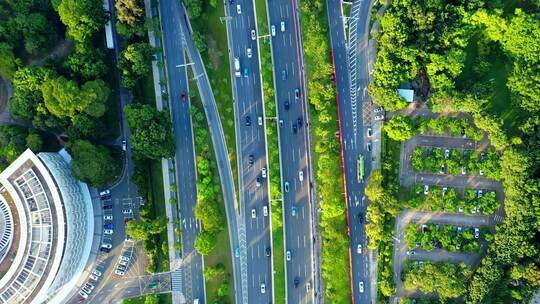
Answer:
[
  {"xmin": 266, "ymin": 0, "xmax": 317, "ymax": 302},
  {"xmin": 224, "ymin": 0, "xmax": 274, "ymax": 302},
  {"xmin": 158, "ymin": 0, "xmax": 205, "ymax": 302},
  {"xmin": 326, "ymin": 0, "xmax": 374, "ymax": 303}
]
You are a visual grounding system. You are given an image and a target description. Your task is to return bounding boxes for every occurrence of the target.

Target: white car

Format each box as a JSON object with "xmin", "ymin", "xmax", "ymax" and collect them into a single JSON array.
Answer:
[
  {"xmin": 298, "ymin": 170, "xmax": 304, "ymax": 182},
  {"xmin": 359, "ymin": 281, "xmax": 364, "ymax": 293},
  {"xmin": 271, "ymin": 25, "xmax": 276, "ymax": 36},
  {"xmin": 120, "ymin": 256, "xmax": 131, "ymax": 262},
  {"xmin": 251, "ymin": 208, "xmax": 256, "ymax": 219},
  {"xmin": 89, "ymin": 274, "xmax": 99, "ymax": 281},
  {"xmin": 260, "ymin": 283, "xmax": 266, "ymax": 294},
  {"xmin": 479, "ymin": 169, "xmax": 484, "ymax": 176},
  {"xmin": 444, "ymin": 149, "xmax": 450, "ymax": 159},
  {"xmin": 251, "ymin": 29, "xmax": 256, "ymax": 40},
  {"xmin": 103, "ymin": 215, "xmax": 113, "ymax": 221},
  {"xmin": 92, "ymin": 269, "xmax": 102, "ymax": 277},
  {"xmin": 374, "ymin": 114, "xmax": 384, "ymax": 121},
  {"xmin": 423, "ymin": 184, "xmax": 429, "ymax": 195},
  {"xmin": 461, "ymin": 166, "xmax": 466, "ymax": 175},
  {"xmin": 357, "ymin": 244, "xmax": 362, "ymax": 254},
  {"xmin": 286, "ymin": 250, "xmax": 291, "ymax": 261},
  {"xmin": 373, "ymin": 107, "xmax": 383, "ymax": 113},
  {"xmin": 263, "ymin": 205, "xmax": 268, "ymax": 217},
  {"xmin": 115, "ymin": 269, "xmax": 125, "ymax": 276},
  {"xmin": 103, "ymin": 229, "xmax": 113, "ymax": 235},
  {"xmin": 474, "ymin": 228, "xmax": 480, "ymax": 239},
  {"xmin": 236, "ymin": 4, "xmax": 241, "ymax": 14},
  {"xmin": 79, "ymin": 291, "xmax": 89, "ymax": 299},
  {"xmin": 119, "ymin": 260, "xmax": 128, "ymax": 266},
  {"xmin": 101, "ymin": 243, "xmax": 112, "ymax": 249},
  {"xmin": 280, "ymin": 21, "xmax": 285, "ymax": 32},
  {"xmin": 122, "ymin": 140, "xmax": 127, "ymax": 151},
  {"xmin": 122, "ymin": 209, "xmax": 133, "ymax": 215},
  {"xmin": 247, "ymin": 48, "xmax": 252, "ymax": 58},
  {"xmin": 261, "ymin": 167, "xmax": 267, "ymax": 178},
  {"xmin": 258, "ymin": 116, "xmax": 263, "ymax": 126}
]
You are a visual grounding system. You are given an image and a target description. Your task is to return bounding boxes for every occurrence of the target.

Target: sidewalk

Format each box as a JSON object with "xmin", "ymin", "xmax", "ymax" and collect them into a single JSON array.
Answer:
[{"xmin": 144, "ymin": 0, "xmax": 184, "ymax": 303}]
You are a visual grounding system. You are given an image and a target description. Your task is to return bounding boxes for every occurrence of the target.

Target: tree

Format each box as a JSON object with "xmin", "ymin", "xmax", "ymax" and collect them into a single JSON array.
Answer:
[
  {"xmin": 195, "ymin": 231, "xmax": 217, "ymax": 255},
  {"xmin": 385, "ymin": 115, "xmax": 415, "ymax": 141},
  {"xmin": 0, "ymin": 43, "xmax": 17, "ymax": 79},
  {"xmin": 65, "ymin": 46, "xmax": 108, "ymax": 80},
  {"xmin": 42, "ymin": 77, "xmax": 109, "ymax": 119},
  {"xmin": 404, "ymin": 261, "xmax": 468, "ymax": 300},
  {"xmin": 55, "ymin": 0, "xmax": 107, "ymax": 43},
  {"xmin": 124, "ymin": 104, "xmax": 175, "ymax": 159},
  {"xmin": 144, "ymin": 294, "xmax": 158, "ymax": 304},
  {"xmin": 69, "ymin": 140, "xmax": 120, "ymax": 187},
  {"xmin": 25, "ymin": 133, "xmax": 43, "ymax": 152},
  {"xmin": 368, "ymin": 85, "xmax": 408, "ymax": 111},
  {"xmin": 118, "ymin": 43, "xmax": 155, "ymax": 89},
  {"xmin": 115, "ymin": 0, "xmax": 144, "ymax": 26}
]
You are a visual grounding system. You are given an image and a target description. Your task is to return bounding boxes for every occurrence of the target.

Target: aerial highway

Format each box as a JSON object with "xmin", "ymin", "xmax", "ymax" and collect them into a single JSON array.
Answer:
[
  {"xmin": 223, "ymin": 0, "xmax": 274, "ymax": 302},
  {"xmin": 173, "ymin": 3, "xmax": 245, "ymax": 303},
  {"xmin": 326, "ymin": 0, "xmax": 374, "ymax": 303},
  {"xmin": 158, "ymin": 0, "xmax": 206, "ymax": 302},
  {"xmin": 266, "ymin": 0, "xmax": 318, "ymax": 302}
]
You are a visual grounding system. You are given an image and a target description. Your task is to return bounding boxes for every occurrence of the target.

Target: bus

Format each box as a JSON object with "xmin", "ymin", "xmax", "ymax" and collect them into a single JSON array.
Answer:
[{"xmin": 357, "ymin": 154, "xmax": 365, "ymax": 183}]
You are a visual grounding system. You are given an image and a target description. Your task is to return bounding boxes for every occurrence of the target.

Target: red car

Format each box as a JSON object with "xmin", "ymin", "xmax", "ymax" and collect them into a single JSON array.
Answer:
[{"xmin": 181, "ymin": 91, "xmax": 187, "ymax": 103}]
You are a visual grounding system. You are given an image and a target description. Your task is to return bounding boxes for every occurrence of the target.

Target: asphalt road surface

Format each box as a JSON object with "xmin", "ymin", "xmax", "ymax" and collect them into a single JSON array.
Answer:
[
  {"xmin": 224, "ymin": 0, "xmax": 274, "ymax": 302},
  {"xmin": 159, "ymin": 0, "xmax": 205, "ymax": 301},
  {"xmin": 326, "ymin": 0, "xmax": 374, "ymax": 303},
  {"xmin": 173, "ymin": 4, "xmax": 244, "ymax": 303},
  {"xmin": 266, "ymin": 0, "xmax": 317, "ymax": 302}
]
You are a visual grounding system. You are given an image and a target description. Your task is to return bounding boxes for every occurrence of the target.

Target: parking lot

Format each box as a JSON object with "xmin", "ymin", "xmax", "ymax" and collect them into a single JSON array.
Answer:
[{"xmin": 393, "ymin": 131, "xmax": 505, "ymax": 298}]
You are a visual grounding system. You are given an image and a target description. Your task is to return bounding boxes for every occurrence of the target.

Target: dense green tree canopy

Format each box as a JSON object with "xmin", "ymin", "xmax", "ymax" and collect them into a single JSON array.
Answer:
[
  {"xmin": 0, "ymin": 43, "xmax": 17, "ymax": 79},
  {"xmin": 55, "ymin": 0, "xmax": 107, "ymax": 43},
  {"xmin": 68, "ymin": 140, "xmax": 119, "ymax": 188},
  {"xmin": 124, "ymin": 104, "xmax": 175, "ymax": 159},
  {"xmin": 384, "ymin": 115, "xmax": 414, "ymax": 141},
  {"xmin": 118, "ymin": 43, "xmax": 155, "ymax": 89}
]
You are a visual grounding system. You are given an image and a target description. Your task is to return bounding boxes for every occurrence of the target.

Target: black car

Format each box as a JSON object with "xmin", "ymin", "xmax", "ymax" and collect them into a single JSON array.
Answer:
[
  {"xmin": 248, "ymin": 154, "xmax": 254, "ymax": 166},
  {"xmin": 99, "ymin": 247, "xmax": 111, "ymax": 253},
  {"xmin": 103, "ymin": 205, "xmax": 113, "ymax": 210},
  {"xmin": 297, "ymin": 117, "xmax": 303, "ymax": 128},
  {"xmin": 357, "ymin": 212, "xmax": 363, "ymax": 223},
  {"xmin": 265, "ymin": 247, "xmax": 271, "ymax": 257},
  {"xmin": 245, "ymin": 115, "xmax": 251, "ymax": 126},
  {"xmin": 294, "ymin": 277, "xmax": 300, "ymax": 288},
  {"xmin": 284, "ymin": 100, "xmax": 290, "ymax": 110},
  {"xmin": 292, "ymin": 123, "xmax": 298, "ymax": 134},
  {"xmin": 256, "ymin": 176, "xmax": 262, "ymax": 187}
]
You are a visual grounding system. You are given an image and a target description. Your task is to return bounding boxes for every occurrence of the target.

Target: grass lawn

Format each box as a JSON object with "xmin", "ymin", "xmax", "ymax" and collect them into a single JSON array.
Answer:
[
  {"xmin": 254, "ymin": 0, "xmax": 286, "ymax": 302},
  {"xmin": 122, "ymin": 293, "xmax": 172, "ymax": 304},
  {"xmin": 191, "ymin": 4, "xmax": 239, "ymax": 202}
]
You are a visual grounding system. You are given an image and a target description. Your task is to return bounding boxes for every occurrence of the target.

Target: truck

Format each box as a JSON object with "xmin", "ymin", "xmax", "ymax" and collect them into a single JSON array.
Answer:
[
  {"xmin": 234, "ymin": 57, "xmax": 241, "ymax": 77},
  {"xmin": 357, "ymin": 154, "xmax": 365, "ymax": 183}
]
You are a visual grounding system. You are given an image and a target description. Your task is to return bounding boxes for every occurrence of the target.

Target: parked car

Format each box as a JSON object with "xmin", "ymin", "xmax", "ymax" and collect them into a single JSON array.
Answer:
[
  {"xmin": 92, "ymin": 270, "xmax": 102, "ymax": 277},
  {"xmin": 104, "ymin": 215, "xmax": 113, "ymax": 221},
  {"xmin": 104, "ymin": 223, "xmax": 114, "ymax": 229},
  {"xmin": 99, "ymin": 189, "xmax": 111, "ymax": 200},
  {"xmin": 119, "ymin": 260, "xmax": 128, "ymax": 266},
  {"xmin": 474, "ymin": 228, "xmax": 480, "ymax": 239},
  {"xmin": 103, "ymin": 204, "xmax": 113, "ymax": 210},
  {"xmin": 444, "ymin": 149, "xmax": 450, "ymax": 159},
  {"xmin": 423, "ymin": 185, "xmax": 429, "ymax": 195},
  {"xmin": 122, "ymin": 209, "xmax": 132, "ymax": 215},
  {"xmin": 367, "ymin": 142, "xmax": 372, "ymax": 152},
  {"xmin": 115, "ymin": 269, "xmax": 125, "ymax": 276},
  {"xmin": 373, "ymin": 107, "xmax": 384, "ymax": 113},
  {"xmin": 367, "ymin": 128, "xmax": 372, "ymax": 137},
  {"xmin": 374, "ymin": 114, "xmax": 384, "ymax": 121},
  {"xmin": 120, "ymin": 256, "xmax": 130, "ymax": 262},
  {"xmin": 103, "ymin": 229, "xmax": 113, "ymax": 235},
  {"xmin": 78, "ymin": 291, "xmax": 89, "ymax": 299}
]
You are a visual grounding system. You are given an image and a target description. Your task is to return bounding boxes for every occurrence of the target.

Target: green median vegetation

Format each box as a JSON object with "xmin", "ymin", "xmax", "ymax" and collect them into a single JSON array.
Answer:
[
  {"xmin": 182, "ymin": 0, "xmax": 240, "ymax": 200},
  {"xmin": 254, "ymin": 0, "xmax": 286, "ymax": 302},
  {"xmin": 300, "ymin": 0, "xmax": 350, "ymax": 302},
  {"xmin": 189, "ymin": 73, "xmax": 233, "ymax": 303}
]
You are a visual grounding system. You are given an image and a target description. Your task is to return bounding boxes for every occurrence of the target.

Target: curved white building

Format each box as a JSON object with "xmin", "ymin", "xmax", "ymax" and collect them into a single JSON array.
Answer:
[{"xmin": 0, "ymin": 149, "xmax": 94, "ymax": 304}]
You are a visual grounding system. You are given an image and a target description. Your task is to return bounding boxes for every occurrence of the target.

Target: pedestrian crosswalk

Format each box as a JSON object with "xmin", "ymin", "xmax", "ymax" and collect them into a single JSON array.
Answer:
[
  {"xmin": 171, "ymin": 269, "xmax": 183, "ymax": 292},
  {"xmin": 493, "ymin": 214, "xmax": 504, "ymax": 223}
]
